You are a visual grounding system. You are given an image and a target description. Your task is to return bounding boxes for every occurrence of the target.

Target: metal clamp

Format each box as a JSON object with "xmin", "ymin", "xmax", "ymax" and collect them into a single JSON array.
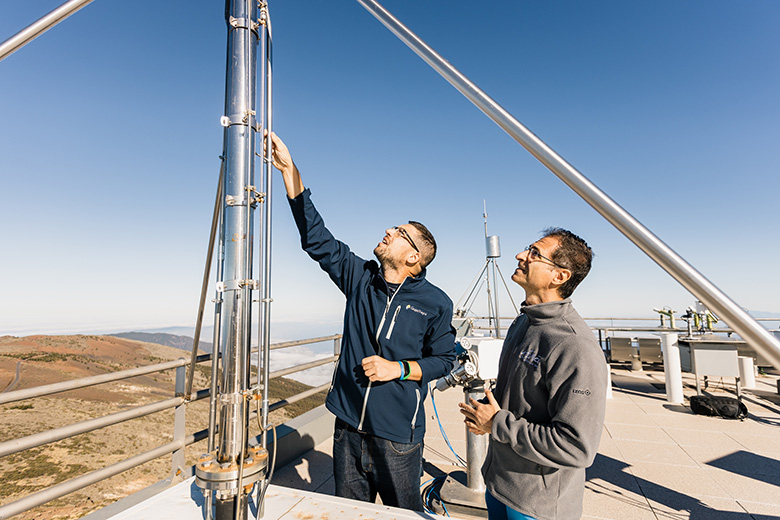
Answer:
[
  {"xmin": 225, "ymin": 195, "xmax": 246, "ymax": 207},
  {"xmin": 228, "ymin": 16, "xmax": 260, "ymax": 36},
  {"xmin": 246, "ymin": 185, "xmax": 265, "ymax": 205},
  {"xmin": 220, "ymin": 112, "xmax": 256, "ymax": 129},
  {"xmin": 216, "ymin": 280, "xmax": 259, "ymax": 292}
]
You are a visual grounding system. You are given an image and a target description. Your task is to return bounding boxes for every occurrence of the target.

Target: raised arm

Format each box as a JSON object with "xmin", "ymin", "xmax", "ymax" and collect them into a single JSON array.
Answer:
[{"xmin": 270, "ymin": 132, "xmax": 305, "ymax": 199}]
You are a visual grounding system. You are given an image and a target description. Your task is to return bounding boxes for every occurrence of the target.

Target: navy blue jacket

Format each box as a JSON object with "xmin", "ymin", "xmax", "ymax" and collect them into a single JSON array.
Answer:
[{"xmin": 288, "ymin": 189, "xmax": 456, "ymax": 443}]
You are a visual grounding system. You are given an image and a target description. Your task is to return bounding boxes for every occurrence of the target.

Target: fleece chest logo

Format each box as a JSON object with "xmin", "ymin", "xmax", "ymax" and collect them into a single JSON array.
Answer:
[
  {"xmin": 572, "ymin": 388, "xmax": 591, "ymax": 397},
  {"xmin": 405, "ymin": 304, "xmax": 428, "ymax": 316},
  {"xmin": 518, "ymin": 349, "xmax": 540, "ymax": 368}
]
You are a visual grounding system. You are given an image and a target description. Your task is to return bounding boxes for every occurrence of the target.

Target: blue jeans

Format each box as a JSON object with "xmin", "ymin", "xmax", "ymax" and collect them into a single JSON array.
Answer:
[
  {"xmin": 485, "ymin": 490, "xmax": 537, "ymax": 520},
  {"xmin": 333, "ymin": 418, "xmax": 423, "ymax": 511}
]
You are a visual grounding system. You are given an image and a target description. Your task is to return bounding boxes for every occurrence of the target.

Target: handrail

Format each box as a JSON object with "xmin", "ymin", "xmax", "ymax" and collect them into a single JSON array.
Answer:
[
  {"xmin": 250, "ymin": 334, "xmax": 342, "ymax": 352},
  {"xmin": 269, "ymin": 383, "xmax": 330, "ymax": 413},
  {"xmin": 355, "ymin": 0, "xmax": 780, "ymax": 369},
  {"xmin": 0, "ymin": 334, "xmax": 338, "ymax": 518},
  {"xmin": 0, "ymin": 431, "xmax": 207, "ymax": 520},
  {"xmin": 1, "ymin": 357, "xmax": 190, "ymax": 405},
  {"xmin": 269, "ymin": 355, "xmax": 338, "ymax": 380},
  {"xmin": 0, "ymin": 389, "xmax": 210, "ymax": 458}
]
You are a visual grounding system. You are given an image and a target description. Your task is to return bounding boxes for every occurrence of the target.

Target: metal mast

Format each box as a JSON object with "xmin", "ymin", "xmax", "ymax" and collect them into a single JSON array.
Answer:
[{"xmin": 195, "ymin": 2, "xmax": 271, "ymax": 520}]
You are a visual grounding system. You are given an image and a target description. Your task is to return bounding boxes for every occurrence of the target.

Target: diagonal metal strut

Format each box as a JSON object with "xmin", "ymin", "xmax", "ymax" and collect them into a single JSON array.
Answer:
[{"xmin": 356, "ymin": 0, "xmax": 780, "ymax": 368}]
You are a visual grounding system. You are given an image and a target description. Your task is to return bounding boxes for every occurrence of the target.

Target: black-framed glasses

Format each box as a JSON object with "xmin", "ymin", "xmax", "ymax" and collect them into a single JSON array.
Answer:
[
  {"xmin": 524, "ymin": 245, "xmax": 567, "ymax": 269},
  {"xmin": 393, "ymin": 226, "xmax": 419, "ymax": 252}
]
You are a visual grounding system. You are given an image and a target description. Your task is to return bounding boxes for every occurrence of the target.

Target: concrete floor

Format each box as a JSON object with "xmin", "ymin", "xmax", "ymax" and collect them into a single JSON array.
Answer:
[{"xmin": 272, "ymin": 366, "xmax": 780, "ymax": 519}]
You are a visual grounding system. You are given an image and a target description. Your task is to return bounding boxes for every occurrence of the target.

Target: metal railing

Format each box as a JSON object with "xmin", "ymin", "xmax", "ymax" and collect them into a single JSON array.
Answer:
[{"xmin": 0, "ymin": 333, "xmax": 341, "ymax": 520}]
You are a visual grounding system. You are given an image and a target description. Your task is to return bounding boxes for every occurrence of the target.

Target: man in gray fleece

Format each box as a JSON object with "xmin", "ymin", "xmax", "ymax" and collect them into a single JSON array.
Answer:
[{"xmin": 459, "ymin": 228, "xmax": 607, "ymax": 520}]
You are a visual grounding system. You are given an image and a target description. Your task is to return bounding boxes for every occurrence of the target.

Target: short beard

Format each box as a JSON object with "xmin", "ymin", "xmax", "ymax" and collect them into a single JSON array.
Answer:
[{"xmin": 374, "ymin": 245, "xmax": 403, "ymax": 272}]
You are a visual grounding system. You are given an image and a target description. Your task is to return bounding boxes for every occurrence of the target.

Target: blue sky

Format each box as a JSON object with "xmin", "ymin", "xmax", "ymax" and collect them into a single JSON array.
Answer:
[{"xmin": 1, "ymin": 0, "xmax": 779, "ymax": 339}]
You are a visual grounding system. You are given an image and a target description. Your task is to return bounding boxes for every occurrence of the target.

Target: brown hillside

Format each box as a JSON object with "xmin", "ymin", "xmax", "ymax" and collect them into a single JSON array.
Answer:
[{"xmin": 0, "ymin": 334, "xmax": 327, "ymax": 520}]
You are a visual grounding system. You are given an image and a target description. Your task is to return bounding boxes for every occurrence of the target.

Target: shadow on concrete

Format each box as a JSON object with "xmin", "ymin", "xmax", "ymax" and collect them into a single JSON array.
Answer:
[
  {"xmin": 706, "ymin": 450, "xmax": 780, "ymax": 489},
  {"xmin": 587, "ymin": 454, "xmax": 777, "ymax": 519}
]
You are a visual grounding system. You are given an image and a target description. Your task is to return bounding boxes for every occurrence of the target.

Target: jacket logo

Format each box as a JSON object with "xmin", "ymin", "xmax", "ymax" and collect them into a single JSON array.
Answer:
[
  {"xmin": 518, "ymin": 349, "xmax": 540, "ymax": 367},
  {"xmin": 405, "ymin": 304, "xmax": 427, "ymax": 316},
  {"xmin": 572, "ymin": 388, "xmax": 591, "ymax": 397}
]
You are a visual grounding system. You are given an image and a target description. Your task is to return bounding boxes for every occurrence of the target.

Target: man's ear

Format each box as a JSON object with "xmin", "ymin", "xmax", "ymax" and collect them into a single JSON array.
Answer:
[{"xmin": 551, "ymin": 268, "xmax": 571, "ymax": 290}]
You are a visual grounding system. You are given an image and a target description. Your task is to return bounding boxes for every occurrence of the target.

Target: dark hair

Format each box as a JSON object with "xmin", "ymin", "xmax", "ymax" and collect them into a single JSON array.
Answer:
[
  {"xmin": 542, "ymin": 227, "xmax": 593, "ymax": 299},
  {"xmin": 407, "ymin": 221, "xmax": 437, "ymax": 269}
]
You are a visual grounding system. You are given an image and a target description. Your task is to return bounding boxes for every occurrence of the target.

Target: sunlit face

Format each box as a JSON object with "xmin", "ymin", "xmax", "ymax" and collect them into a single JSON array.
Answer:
[
  {"xmin": 511, "ymin": 235, "xmax": 562, "ymax": 291},
  {"xmin": 374, "ymin": 224, "xmax": 419, "ymax": 270}
]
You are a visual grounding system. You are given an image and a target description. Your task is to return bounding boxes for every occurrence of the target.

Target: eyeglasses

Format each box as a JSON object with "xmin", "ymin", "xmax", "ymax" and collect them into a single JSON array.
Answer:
[
  {"xmin": 393, "ymin": 226, "xmax": 419, "ymax": 252},
  {"xmin": 524, "ymin": 245, "xmax": 567, "ymax": 269}
]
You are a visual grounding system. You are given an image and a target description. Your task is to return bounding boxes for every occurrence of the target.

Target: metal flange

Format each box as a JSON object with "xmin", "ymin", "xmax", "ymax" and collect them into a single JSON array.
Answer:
[{"xmin": 194, "ymin": 445, "xmax": 269, "ymax": 491}]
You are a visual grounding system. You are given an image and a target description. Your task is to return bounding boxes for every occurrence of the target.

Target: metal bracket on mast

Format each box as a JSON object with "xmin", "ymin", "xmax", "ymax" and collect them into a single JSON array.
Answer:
[
  {"xmin": 220, "ymin": 112, "xmax": 259, "ymax": 130},
  {"xmin": 245, "ymin": 185, "xmax": 265, "ymax": 205},
  {"xmin": 228, "ymin": 16, "xmax": 260, "ymax": 36},
  {"xmin": 216, "ymin": 279, "xmax": 259, "ymax": 292}
]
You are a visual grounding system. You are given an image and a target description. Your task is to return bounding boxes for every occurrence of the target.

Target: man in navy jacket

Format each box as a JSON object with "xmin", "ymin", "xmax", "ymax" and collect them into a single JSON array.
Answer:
[{"xmin": 270, "ymin": 133, "xmax": 456, "ymax": 510}]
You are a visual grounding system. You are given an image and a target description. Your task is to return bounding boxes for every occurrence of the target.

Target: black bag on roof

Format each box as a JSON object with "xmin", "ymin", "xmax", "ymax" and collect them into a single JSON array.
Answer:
[{"xmin": 689, "ymin": 395, "xmax": 748, "ymax": 420}]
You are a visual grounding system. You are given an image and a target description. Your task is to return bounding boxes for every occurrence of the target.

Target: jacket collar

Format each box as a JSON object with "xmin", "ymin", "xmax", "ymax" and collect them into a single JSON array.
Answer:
[
  {"xmin": 520, "ymin": 298, "xmax": 572, "ymax": 324},
  {"xmin": 373, "ymin": 262, "xmax": 427, "ymax": 292}
]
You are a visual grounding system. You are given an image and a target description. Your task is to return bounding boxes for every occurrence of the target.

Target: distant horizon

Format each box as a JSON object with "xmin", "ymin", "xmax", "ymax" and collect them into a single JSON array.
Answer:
[{"xmin": 4, "ymin": 307, "xmax": 779, "ymax": 339}]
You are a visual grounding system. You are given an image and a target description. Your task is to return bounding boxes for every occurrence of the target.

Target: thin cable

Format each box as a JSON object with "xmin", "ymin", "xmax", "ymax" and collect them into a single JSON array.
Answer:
[{"xmin": 429, "ymin": 384, "xmax": 466, "ymax": 466}]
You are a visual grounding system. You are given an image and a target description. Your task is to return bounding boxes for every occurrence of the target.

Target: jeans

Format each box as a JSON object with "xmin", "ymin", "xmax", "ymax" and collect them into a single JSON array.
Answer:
[
  {"xmin": 485, "ymin": 490, "xmax": 537, "ymax": 520},
  {"xmin": 333, "ymin": 418, "xmax": 424, "ymax": 511}
]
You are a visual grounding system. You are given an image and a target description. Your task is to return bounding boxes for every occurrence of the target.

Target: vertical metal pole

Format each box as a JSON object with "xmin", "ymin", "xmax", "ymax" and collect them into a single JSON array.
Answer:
[
  {"xmin": 491, "ymin": 260, "xmax": 501, "ymax": 338},
  {"xmin": 661, "ymin": 333, "xmax": 684, "ymax": 404},
  {"xmin": 464, "ymin": 384, "xmax": 487, "ymax": 503},
  {"xmin": 171, "ymin": 364, "xmax": 187, "ymax": 477},
  {"xmin": 259, "ymin": 5, "xmax": 273, "ymax": 451},
  {"xmin": 213, "ymin": 0, "xmax": 259, "ymax": 518}
]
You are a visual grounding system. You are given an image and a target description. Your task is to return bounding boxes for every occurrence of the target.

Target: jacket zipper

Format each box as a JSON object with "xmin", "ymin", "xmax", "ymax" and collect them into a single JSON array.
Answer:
[
  {"xmin": 358, "ymin": 278, "xmax": 405, "ymax": 431},
  {"xmin": 385, "ymin": 304, "xmax": 402, "ymax": 340},
  {"xmin": 410, "ymin": 387, "xmax": 421, "ymax": 441}
]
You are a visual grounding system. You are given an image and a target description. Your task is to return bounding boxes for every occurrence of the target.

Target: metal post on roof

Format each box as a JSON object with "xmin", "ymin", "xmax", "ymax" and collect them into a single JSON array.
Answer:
[
  {"xmin": 355, "ymin": 0, "xmax": 780, "ymax": 369},
  {"xmin": 194, "ymin": 1, "xmax": 269, "ymax": 519}
]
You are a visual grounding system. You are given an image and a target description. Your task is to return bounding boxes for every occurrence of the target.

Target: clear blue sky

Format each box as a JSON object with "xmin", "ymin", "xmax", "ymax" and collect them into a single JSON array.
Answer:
[{"xmin": 1, "ymin": 0, "xmax": 779, "ymax": 338}]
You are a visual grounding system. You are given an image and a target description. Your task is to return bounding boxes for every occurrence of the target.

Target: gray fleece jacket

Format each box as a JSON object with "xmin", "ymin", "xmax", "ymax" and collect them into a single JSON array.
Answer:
[{"xmin": 482, "ymin": 299, "xmax": 607, "ymax": 520}]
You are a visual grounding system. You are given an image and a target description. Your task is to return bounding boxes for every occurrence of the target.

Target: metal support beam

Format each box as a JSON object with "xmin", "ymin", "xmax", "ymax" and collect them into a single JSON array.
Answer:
[
  {"xmin": 355, "ymin": 0, "xmax": 780, "ymax": 369},
  {"xmin": 0, "ymin": 0, "xmax": 95, "ymax": 62}
]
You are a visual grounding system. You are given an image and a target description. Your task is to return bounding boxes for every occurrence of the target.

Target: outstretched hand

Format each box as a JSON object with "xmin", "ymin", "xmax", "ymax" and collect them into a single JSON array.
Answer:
[
  {"xmin": 265, "ymin": 131, "xmax": 304, "ymax": 198},
  {"xmin": 458, "ymin": 387, "xmax": 500, "ymax": 435},
  {"xmin": 268, "ymin": 131, "xmax": 293, "ymax": 175}
]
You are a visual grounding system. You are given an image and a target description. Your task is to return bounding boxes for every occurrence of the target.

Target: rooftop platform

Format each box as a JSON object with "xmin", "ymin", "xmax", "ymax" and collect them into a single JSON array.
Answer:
[{"xmin": 272, "ymin": 366, "xmax": 780, "ymax": 520}]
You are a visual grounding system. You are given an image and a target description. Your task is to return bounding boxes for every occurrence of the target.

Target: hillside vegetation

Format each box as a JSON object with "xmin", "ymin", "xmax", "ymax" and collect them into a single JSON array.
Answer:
[{"xmin": 0, "ymin": 334, "xmax": 326, "ymax": 520}]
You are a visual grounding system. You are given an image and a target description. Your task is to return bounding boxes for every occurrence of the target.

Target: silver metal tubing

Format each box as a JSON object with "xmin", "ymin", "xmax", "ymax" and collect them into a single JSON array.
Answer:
[
  {"xmin": 268, "ymin": 383, "xmax": 330, "ymax": 413},
  {"xmin": 187, "ymin": 162, "xmax": 225, "ymax": 398},
  {"xmin": 268, "ymin": 355, "xmax": 338, "ymax": 380},
  {"xmin": 491, "ymin": 260, "xmax": 501, "ymax": 338},
  {"xmin": 0, "ymin": 358, "xmax": 187, "ymax": 405},
  {"xmin": 495, "ymin": 263, "xmax": 519, "ymax": 315},
  {"xmin": 0, "ymin": 397, "xmax": 180, "ymax": 458},
  {"xmin": 0, "ymin": 0, "xmax": 95, "ymax": 62},
  {"xmin": 0, "ymin": 433, "xmax": 204, "ymax": 520},
  {"xmin": 216, "ymin": 0, "xmax": 259, "ymax": 468},
  {"xmin": 250, "ymin": 334, "xmax": 342, "ymax": 352},
  {"xmin": 356, "ymin": 0, "xmax": 780, "ymax": 368},
  {"xmin": 260, "ymin": 5, "xmax": 274, "ymax": 451}
]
